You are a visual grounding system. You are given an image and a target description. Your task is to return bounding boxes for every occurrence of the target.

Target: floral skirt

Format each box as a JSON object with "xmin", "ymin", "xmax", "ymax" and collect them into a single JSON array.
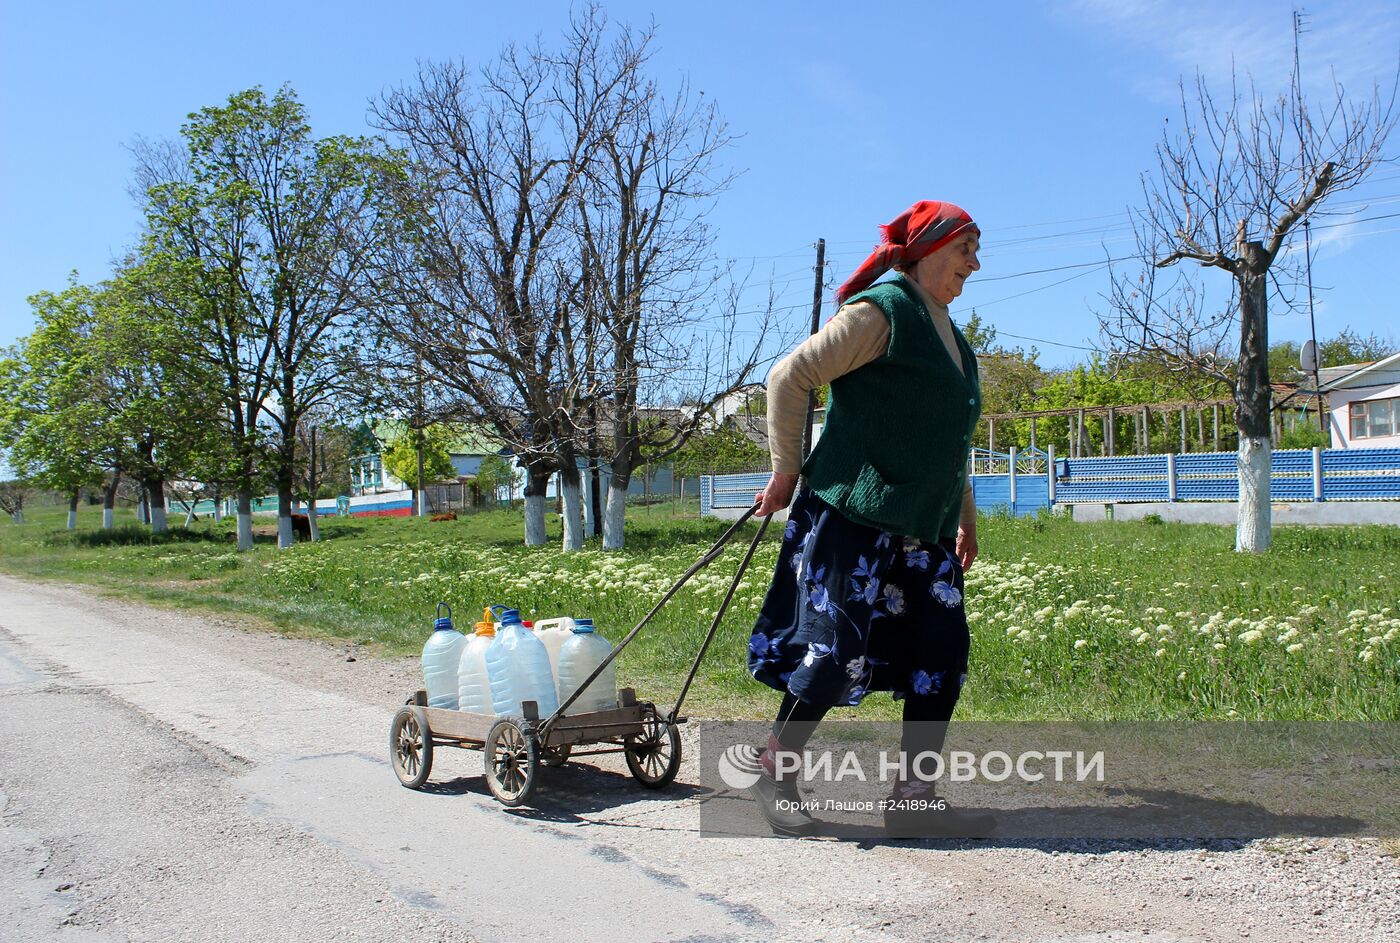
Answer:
[{"xmin": 748, "ymin": 488, "xmax": 970, "ymax": 708}]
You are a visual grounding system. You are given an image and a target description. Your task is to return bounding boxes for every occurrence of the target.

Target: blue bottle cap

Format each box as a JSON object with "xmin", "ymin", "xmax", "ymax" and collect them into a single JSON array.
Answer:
[
  {"xmin": 499, "ymin": 608, "xmax": 523, "ymax": 626},
  {"xmin": 574, "ymin": 618, "xmax": 594, "ymax": 633},
  {"xmin": 434, "ymin": 617, "xmax": 455, "ymax": 632}
]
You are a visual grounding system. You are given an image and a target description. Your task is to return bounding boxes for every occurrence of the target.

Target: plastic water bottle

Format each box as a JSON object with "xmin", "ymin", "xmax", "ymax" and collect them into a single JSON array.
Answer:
[
  {"xmin": 557, "ymin": 619, "xmax": 617, "ymax": 715},
  {"xmin": 421, "ymin": 603, "xmax": 467, "ymax": 710},
  {"xmin": 456, "ymin": 608, "xmax": 496, "ymax": 714},
  {"xmin": 485, "ymin": 608, "xmax": 560, "ymax": 718},
  {"xmin": 532, "ymin": 617, "xmax": 575, "ymax": 690}
]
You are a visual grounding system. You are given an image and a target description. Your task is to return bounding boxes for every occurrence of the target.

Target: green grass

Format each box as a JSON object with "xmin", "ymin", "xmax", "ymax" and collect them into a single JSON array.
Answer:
[{"xmin": 2, "ymin": 502, "xmax": 1396, "ymax": 720}]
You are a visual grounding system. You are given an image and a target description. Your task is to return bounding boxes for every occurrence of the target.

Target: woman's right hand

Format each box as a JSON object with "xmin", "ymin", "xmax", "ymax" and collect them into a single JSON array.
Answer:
[{"xmin": 754, "ymin": 472, "xmax": 799, "ymax": 517}]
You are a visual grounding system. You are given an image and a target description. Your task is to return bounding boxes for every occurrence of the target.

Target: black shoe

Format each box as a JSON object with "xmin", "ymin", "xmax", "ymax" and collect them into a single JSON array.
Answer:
[
  {"xmin": 883, "ymin": 801, "xmax": 996, "ymax": 839},
  {"xmin": 747, "ymin": 772, "xmax": 818, "ymax": 837}
]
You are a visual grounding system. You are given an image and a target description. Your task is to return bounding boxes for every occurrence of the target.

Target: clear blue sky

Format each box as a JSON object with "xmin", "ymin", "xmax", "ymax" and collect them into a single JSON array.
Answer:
[{"xmin": 3, "ymin": 0, "xmax": 1398, "ymax": 369}]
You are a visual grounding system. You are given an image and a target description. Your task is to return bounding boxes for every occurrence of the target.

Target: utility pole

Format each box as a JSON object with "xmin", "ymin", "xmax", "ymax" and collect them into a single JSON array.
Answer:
[
  {"xmin": 801, "ymin": 238, "xmax": 826, "ymax": 460},
  {"xmin": 1304, "ymin": 218, "xmax": 1326, "ymax": 433},
  {"xmin": 414, "ymin": 356, "xmax": 427, "ymax": 517},
  {"xmin": 1295, "ymin": 10, "xmax": 1326, "ymax": 435}
]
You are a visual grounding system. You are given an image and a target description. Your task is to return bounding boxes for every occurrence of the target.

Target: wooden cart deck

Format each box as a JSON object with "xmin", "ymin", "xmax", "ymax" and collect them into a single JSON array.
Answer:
[{"xmin": 409, "ymin": 687, "xmax": 648, "ymax": 748}]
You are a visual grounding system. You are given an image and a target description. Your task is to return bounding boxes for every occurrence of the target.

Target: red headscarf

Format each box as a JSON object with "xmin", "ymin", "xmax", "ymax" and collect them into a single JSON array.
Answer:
[{"xmin": 836, "ymin": 200, "xmax": 976, "ymax": 305}]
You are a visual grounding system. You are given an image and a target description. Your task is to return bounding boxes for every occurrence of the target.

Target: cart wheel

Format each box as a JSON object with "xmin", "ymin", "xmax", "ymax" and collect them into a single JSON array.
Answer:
[
  {"xmin": 484, "ymin": 717, "xmax": 539, "ymax": 806},
  {"xmin": 540, "ymin": 743, "xmax": 572, "ymax": 767},
  {"xmin": 625, "ymin": 709, "xmax": 682, "ymax": 789},
  {"xmin": 389, "ymin": 705, "xmax": 433, "ymax": 789}
]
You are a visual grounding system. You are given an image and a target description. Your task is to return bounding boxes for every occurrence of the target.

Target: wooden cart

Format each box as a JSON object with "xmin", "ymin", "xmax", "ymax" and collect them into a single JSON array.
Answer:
[
  {"xmin": 389, "ymin": 687, "xmax": 682, "ymax": 806},
  {"xmin": 388, "ymin": 506, "xmax": 768, "ymax": 807}
]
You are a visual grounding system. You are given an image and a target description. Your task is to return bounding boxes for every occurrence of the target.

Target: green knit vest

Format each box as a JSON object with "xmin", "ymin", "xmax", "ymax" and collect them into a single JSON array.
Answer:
[{"xmin": 801, "ymin": 275, "xmax": 981, "ymax": 541}]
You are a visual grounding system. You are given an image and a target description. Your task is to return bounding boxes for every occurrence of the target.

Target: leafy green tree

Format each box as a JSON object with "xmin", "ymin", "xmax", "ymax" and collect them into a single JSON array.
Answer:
[
  {"xmin": 1268, "ymin": 341, "xmax": 1305, "ymax": 384},
  {"xmin": 384, "ymin": 425, "xmax": 455, "ymax": 491},
  {"xmin": 961, "ymin": 309, "xmax": 998, "ymax": 354},
  {"xmin": 1018, "ymin": 356, "xmax": 1225, "ymax": 456},
  {"xmin": 473, "ymin": 453, "xmax": 513, "ymax": 508},
  {"xmin": 671, "ymin": 424, "xmax": 766, "ymax": 477},
  {"xmin": 1, "ymin": 281, "xmax": 121, "ymax": 529},
  {"xmin": 1277, "ymin": 424, "xmax": 1331, "ymax": 449},
  {"xmin": 136, "ymin": 85, "xmax": 384, "ymax": 549},
  {"xmin": 1318, "ymin": 329, "xmax": 1396, "ymax": 366},
  {"xmin": 1270, "ymin": 330, "xmax": 1397, "ymax": 386},
  {"xmin": 95, "ymin": 264, "xmax": 229, "ymax": 533}
]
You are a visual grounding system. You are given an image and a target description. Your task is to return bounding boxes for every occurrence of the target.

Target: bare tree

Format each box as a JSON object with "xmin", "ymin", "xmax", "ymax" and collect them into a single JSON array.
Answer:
[
  {"xmin": 293, "ymin": 410, "xmax": 354, "ymax": 541},
  {"xmin": 367, "ymin": 9, "xmax": 784, "ymax": 550},
  {"xmin": 0, "ymin": 478, "xmax": 30, "ymax": 524},
  {"xmin": 566, "ymin": 13, "xmax": 781, "ymax": 549},
  {"xmin": 1103, "ymin": 45, "xmax": 1395, "ymax": 551},
  {"xmin": 367, "ymin": 11, "xmax": 632, "ymax": 549}
]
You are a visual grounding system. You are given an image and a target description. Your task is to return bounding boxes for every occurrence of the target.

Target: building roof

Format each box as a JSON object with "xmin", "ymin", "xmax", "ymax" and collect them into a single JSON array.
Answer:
[
  {"xmin": 1315, "ymin": 352, "xmax": 1400, "ymax": 392},
  {"xmin": 728, "ymin": 412, "xmax": 770, "ymax": 451}
]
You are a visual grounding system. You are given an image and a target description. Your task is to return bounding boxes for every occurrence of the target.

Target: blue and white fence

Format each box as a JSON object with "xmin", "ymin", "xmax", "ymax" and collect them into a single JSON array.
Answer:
[
  {"xmin": 699, "ymin": 473, "xmax": 770, "ymax": 517},
  {"xmin": 1054, "ymin": 447, "xmax": 1400, "ymax": 504},
  {"xmin": 700, "ymin": 447, "xmax": 1400, "ymax": 519}
]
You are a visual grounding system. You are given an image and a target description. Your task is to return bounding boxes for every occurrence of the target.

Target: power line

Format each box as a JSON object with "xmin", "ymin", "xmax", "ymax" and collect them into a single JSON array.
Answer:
[
  {"xmin": 986, "ymin": 330, "xmax": 1101, "ymax": 353},
  {"xmin": 952, "ymin": 263, "xmax": 1109, "ymax": 315},
  {"xmin": 715, "ymin": 205, "xmax": 1400, "ymax": 352}
]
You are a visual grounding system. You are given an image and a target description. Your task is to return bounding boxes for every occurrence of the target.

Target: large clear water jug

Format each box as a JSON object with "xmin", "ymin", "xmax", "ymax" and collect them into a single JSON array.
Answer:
[
  {"xmin": 532, "ymin": 617, "xmax": 575, "ymax": 688},
  {"xmin": 485, "ymin": 608, "xmax": 560, "ymax": 717},
  {"xmin": 421, "ymin": 602, "xmax": 467, "ymax": 710},
  {"xmin": 557, "ymin": 618, "xmax": 618, "ymax": 715},
  {"xmin": 457, "ymin": 608, "xmax": 497, "ymax": 714}
]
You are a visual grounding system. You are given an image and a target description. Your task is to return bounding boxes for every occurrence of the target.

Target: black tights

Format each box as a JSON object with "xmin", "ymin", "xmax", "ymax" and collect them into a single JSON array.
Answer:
[{"xmin": 771, "ymin": 684, "xmax": 962, "ymax": 777}]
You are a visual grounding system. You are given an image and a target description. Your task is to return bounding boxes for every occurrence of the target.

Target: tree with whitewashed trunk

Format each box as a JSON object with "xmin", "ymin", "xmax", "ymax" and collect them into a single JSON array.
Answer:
[
  {"xmin": 293, "ymin": 415, "xmax": 353, "ymax": 541},
  {"xmin": 99, "ymin": 262, "xmax": 229, "ymax": 536},
  {"xmin": 1, "ymin": 282, "xmax": 136, "ymax": 531},
  {"xmin": 565, "ymin": 11, "xmax": 782, "ymax": 550},
  {"xmin": 0, "ymin": 292, "xmax": 108, "ymax": 531},
  {"xmin": 0, "ymin": 479, "xmax": 29, "ymax": 525},
  {"xmin": 1103, "ymin": 47, "xmax": 1396, "ymax": 552},
  {"xmin": 133, "ymin": 135, "xmax": 275, "ymax": 551},
  {"xmin": 134, "ymin": 87, "xmax": 381, "ymax": 550},
  {"xmin": 365, "ymin": 17, "xmax": 624, "ymax": 550}
]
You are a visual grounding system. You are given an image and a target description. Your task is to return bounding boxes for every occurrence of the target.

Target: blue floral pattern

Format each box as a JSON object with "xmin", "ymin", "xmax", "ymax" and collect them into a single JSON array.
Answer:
[{"xmin": 749, "ymin": 488, "xmax": 970, "ymax": 708}]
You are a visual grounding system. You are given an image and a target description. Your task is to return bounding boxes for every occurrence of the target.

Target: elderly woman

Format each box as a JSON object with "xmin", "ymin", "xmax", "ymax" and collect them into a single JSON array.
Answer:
[{"xmin": 747, "ymin": 200, "xmax": 993, "ymax": 838}]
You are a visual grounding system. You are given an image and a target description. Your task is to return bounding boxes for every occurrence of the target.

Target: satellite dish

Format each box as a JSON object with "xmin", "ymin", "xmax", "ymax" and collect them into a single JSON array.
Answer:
[{"xmin": 1301, "ymin": 339, "xmax": 1318, "ymax": 374}]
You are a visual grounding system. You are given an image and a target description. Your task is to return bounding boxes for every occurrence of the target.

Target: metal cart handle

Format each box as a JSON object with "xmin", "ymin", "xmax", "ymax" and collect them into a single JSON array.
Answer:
[{"xmin": 540, "ymin": 504, "xmax": 770, "ymax": 736}]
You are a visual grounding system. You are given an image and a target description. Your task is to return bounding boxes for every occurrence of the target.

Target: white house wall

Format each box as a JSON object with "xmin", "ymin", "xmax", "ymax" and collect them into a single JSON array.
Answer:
[{"xmin": 1329, "ymin": 379, "xmax": 1400, "ymax": 449}]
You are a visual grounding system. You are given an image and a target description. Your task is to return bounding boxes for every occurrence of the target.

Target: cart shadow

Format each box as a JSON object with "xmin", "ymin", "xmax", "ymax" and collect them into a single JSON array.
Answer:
[{"xmin": 421, "ymin": 759, "xmax": 706, "ymax": 821}]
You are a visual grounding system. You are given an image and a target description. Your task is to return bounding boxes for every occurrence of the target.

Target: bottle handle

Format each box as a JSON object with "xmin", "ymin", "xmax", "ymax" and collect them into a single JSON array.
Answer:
[
  {"xmin": 437, "ymin": 601, "xmax": 452, "ymax": 621},
  {"xmin": 489, "ymin": 604, "xmax": 509, "ymax": 621}
]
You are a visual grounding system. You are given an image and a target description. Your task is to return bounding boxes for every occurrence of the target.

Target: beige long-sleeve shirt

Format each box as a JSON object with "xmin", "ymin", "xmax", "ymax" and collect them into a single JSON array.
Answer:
[{"xmin": 767, "ymin": 278, "xmax": 977, "ymax": 532}]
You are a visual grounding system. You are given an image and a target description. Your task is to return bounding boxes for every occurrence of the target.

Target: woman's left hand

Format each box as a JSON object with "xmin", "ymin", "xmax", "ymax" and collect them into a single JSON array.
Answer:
[{"xmin": 955, "ymin": 527, "xmax": 978, "ymax": 571}]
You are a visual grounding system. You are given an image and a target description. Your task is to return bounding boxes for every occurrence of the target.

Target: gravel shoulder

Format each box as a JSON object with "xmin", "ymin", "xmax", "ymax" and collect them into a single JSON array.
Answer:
[{"xmin": 1, "ymin": 575, "xmax": 1396, "ymax": 943}]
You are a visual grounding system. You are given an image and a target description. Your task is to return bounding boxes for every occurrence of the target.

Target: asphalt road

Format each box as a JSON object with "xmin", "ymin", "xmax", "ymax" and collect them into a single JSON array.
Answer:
[{"xmin": 1, "ymin": 575, "xmax": 1395, "ymax": 943}]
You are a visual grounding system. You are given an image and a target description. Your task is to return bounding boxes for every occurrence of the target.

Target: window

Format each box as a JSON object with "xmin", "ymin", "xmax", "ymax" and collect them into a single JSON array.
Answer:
[{"xmin": 1350, "ymin": 398, "xmax": 1397, "ymax": 439}]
